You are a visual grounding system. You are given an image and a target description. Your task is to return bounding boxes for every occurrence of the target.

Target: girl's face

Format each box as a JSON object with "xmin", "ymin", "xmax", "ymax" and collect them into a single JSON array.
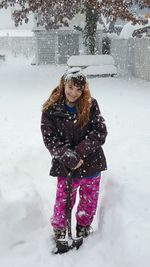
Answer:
[{"xmin": 64, "ymin": 81, "xmax": 83, "ymax": 103}]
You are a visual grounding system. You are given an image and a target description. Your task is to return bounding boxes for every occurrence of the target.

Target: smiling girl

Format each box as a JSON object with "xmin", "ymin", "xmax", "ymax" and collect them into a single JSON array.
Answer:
[{"xmin": 41, "ymin": 68, "xmax": 107, "ymax": 240}]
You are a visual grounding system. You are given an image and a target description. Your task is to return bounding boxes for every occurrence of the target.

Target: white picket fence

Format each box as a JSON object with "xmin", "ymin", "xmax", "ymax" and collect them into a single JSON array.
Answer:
[{"xmin": 111, "ymin": 37, "xmax": 150, "ymax": 81}]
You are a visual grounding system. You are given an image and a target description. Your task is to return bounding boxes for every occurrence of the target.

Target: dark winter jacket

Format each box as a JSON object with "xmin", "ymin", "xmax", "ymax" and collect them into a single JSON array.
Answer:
[{"xmin": 41, "ymin": 98, "xmax": 107, "ymax": 178}]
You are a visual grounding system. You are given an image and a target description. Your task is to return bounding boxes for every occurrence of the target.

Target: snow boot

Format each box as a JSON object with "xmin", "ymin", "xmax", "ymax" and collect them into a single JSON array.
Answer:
[
  {"xmin": 76, "ymin": 224, "xmax": 91, "ymax": 238},
  {"xmin": 53, "ymin": 229, "xmax": 69, "ymax": 254},
  {"xmin": 53, "ymin": 229, "xmax": 66, "ymax": 241}
]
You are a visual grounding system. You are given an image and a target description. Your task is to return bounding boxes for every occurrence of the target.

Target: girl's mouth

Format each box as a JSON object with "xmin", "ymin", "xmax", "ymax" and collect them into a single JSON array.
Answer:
[{"xmin": 67, "ymin": 95, "xmax": 77, "ymax": 101}]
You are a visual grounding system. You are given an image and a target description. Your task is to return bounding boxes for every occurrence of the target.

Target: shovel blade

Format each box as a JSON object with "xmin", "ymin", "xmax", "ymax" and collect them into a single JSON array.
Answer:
[
  {"xmin": 70, "ymin": 237, "xmax": 83, "ymax": 250},
  {"xmin": 55, "ymin": 240, "xmax": 69, "ymax": 254},
  {"xmin": 54, "ymin": 237, "xmax": 83, "ymax": 254}
]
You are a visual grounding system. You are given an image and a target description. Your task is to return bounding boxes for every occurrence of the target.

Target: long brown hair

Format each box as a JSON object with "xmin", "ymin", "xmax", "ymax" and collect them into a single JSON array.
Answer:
[{"xmin": 42, "ymin": 75, "xmax": 92, "ymax": 127}]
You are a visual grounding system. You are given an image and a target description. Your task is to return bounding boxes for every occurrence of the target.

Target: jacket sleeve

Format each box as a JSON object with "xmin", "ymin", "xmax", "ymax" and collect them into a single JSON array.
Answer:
[
  {"xmin": 74, "ymin": 99, "xmax": 107, "ymax": 158},
  {"xmin": 41, "ymin": 109, "xmax": 80, "ymax": 169}
]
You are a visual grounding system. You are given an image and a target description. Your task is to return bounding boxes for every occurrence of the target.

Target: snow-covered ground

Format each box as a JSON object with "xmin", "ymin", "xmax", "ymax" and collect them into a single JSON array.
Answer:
[{"xmin": 0, "ymin": 57, "xmax": 150, "ymax": 267}]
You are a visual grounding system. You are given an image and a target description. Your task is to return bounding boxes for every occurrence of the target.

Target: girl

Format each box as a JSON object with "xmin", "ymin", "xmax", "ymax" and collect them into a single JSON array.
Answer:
[{"xmin": 41, "ymin": 67, "xmax": 107, "ymax": 240}]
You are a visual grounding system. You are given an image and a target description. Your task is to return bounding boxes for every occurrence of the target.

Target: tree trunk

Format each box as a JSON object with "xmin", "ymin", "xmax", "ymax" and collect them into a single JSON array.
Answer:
[{"xmin": 84, "ymin": 3, "xmax": 98, "ymax": 55}]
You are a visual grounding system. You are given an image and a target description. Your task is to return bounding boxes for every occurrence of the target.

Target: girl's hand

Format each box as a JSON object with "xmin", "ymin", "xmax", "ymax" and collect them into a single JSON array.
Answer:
[{"xmin": 73, "ymin": 159, "xmax": 84, "ymax": 170}]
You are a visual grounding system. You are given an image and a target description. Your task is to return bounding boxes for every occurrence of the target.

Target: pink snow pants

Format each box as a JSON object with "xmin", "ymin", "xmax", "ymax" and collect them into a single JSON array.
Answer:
[{"xmin": 51, "ymin": 175, "xmax": 101, "ymax": 230}]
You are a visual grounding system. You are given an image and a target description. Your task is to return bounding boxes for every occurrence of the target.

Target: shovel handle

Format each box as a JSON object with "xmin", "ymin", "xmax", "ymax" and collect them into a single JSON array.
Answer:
[
  {"xmin": 62, "ymin": 165, "xmax": 74, "ymax": 238},
  {"xmin": 66, "ymin": 171, "xmax": 73, "ymax": 238}
]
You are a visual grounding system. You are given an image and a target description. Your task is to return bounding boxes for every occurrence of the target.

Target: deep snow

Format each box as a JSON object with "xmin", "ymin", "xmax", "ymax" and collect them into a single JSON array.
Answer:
[{"xmin": 0, "ymin": 57, "xmax": 150, "ymax": 267}]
